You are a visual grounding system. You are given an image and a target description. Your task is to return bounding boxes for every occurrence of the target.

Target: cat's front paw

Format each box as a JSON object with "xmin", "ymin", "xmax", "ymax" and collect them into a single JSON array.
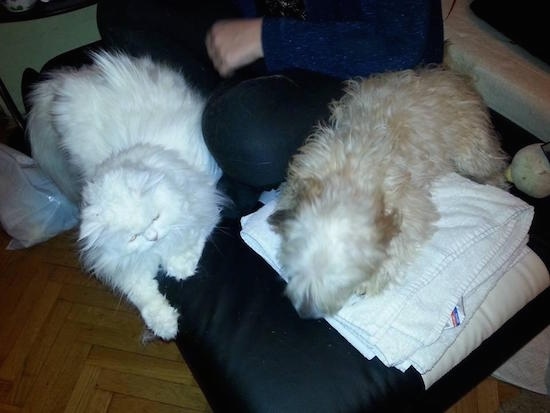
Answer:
[
  {"xmin": 165, "ymin": 251, "xmax": 201, "ymax": 280},
  {"xmin": 141, "ymin": 300, "xmax": 180, "ymax": 340}
]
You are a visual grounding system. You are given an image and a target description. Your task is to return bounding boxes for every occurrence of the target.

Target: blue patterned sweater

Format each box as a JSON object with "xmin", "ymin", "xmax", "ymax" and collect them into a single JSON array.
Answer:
[{"xmin": 232, "ymin": 0, "xmax": 444, "ymax": 79}]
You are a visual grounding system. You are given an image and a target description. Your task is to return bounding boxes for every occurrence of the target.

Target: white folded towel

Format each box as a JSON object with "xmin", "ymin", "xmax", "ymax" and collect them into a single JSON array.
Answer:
[{"xmin": 240, "ymin": 173, "xmax": 534, "ymax": 373}]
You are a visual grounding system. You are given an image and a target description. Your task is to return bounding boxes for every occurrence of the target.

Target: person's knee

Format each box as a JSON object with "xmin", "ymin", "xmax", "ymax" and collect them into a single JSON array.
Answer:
[{"xmin": 202, "ymin": 76, "xmax": 315, "ymax": 188}]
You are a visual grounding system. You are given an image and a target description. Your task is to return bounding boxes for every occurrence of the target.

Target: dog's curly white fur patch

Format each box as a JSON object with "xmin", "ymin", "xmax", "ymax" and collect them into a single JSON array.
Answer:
[{"xmin": 269, "ymin": 67, "xmax": 509, "ymax": 318}]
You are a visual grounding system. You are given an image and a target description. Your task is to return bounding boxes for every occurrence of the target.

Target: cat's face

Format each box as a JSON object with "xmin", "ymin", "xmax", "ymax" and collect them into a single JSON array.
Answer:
[{"xmin": 79, "ymin": 166, "xmax": 184, "ymax": 255}]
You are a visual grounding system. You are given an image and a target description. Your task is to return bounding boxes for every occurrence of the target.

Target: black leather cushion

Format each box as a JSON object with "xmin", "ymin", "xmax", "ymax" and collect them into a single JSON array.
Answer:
[
  {"xmin": 470, "ymin": 0, "xmax": 549, "ymax": 65},
  {"xmin": 160, "ymin": 214, "xmax": 549, "ymax": 413},
  {"xmin": 159, "ymin": 218, "xmax": 425, "ymax": 412},
  {"xmin": 158, "ymin": 115, "xmax": 549, "ymax": 413}
]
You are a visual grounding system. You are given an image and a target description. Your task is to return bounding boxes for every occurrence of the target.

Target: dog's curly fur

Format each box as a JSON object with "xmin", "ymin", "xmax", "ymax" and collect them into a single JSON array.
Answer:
[{"xmin": 269, "ymin": 67, "xmax": 509, "ymax": 318}]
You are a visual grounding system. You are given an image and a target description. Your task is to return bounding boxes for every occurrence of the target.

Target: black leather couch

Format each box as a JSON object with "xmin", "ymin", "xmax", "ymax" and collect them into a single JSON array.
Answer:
[
  {"xmin": 22, "ymin": 43, "xmax": 549, "ymax": 413},
  {"xmin": 158, "ymin": 111, "xmax": 550, "ymax": 412}
]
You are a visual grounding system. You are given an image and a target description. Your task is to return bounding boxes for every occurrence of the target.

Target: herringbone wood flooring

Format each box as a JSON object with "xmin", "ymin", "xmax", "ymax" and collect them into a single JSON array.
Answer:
[{"xmin": 0, "ymin": 228, "xmax": 212, "ymax": 413}]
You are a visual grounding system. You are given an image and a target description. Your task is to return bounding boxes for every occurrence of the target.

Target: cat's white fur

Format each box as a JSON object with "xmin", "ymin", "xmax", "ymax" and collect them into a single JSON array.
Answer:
[{"xmin": 27, "ymin": 51, "xmax": 224, "ymax": 340}]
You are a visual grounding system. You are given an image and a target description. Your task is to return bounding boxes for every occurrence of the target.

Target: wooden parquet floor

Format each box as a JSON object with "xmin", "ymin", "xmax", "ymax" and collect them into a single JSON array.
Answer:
[
  {"xmin": 0, "ymin": 227, "xmax": 539, "ymax": 413},
  {"xmin": 0, "ymin": 228, "xmax": 212, "ymax": 413}
]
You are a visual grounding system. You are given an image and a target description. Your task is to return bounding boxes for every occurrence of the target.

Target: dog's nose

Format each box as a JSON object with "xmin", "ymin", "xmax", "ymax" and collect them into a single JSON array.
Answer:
[{"xmin": 295, "ymin": 300, "xmax": 324, "ymax": 319}]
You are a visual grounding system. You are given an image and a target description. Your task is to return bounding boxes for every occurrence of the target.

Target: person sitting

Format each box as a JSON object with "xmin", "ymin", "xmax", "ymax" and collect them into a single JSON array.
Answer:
[{"xmin": 96, "ymin": 0, "xmax": 444, "ymax": 215}]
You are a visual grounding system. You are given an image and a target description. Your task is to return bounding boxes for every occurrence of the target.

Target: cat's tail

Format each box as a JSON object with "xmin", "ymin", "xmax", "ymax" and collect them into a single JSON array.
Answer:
[{"xmin": 26, "ymin": 72, "xmax": 82, "ymax": 204}]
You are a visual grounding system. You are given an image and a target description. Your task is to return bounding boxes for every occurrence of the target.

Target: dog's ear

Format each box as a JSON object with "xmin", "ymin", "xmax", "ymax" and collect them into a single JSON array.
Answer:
[
  {"xmin": 268, "ymin": 209, "xmax": 293, "ymax": 232},
  {"xmin": 296, "ymin": 177, "xmax": 323, "ymax": 204},
  {"xmin": 376, "ymin": 207, "xmax": 400, "ymax": 247}
]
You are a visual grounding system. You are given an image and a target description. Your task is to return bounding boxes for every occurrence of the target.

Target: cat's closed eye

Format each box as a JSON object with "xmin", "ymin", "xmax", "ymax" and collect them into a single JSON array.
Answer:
[{"xmin": 129, "ymin": 234, "xmax": 138, "ymax": 242}]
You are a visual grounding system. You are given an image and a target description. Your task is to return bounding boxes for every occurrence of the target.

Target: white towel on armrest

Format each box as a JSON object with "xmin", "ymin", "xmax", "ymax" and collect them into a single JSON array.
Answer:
[{"xmin": 240, "ymin": 173, "xmax": 534, "ymax": 373}]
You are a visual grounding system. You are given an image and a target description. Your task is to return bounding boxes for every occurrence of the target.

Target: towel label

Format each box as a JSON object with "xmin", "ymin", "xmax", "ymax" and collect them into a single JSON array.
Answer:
[{"xmin": 445, "ymin": 298, "xmax": 465, "ymax": 329}]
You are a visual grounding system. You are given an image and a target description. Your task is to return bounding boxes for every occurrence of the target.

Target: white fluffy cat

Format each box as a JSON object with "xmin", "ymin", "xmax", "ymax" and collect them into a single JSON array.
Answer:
[{"xmin": 26, "ymin": 50, "xmax": 224, "ymax": 340}]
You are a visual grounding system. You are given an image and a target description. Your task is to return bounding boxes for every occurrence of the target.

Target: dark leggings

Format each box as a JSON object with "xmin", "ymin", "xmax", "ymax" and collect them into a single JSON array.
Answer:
[{"xmin": 97, "ymin": 0, "xmax": 345, "ymax": 209}]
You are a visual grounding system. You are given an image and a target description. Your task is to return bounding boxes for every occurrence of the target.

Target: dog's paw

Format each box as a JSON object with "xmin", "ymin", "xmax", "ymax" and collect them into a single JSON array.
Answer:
[{"xmin": 140, "ymin": 300, "xmax": 179, "ymax": 341}]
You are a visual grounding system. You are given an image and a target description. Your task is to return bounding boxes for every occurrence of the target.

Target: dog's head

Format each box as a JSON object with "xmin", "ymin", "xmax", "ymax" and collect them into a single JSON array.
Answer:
[{"xmin": 269, "ymin": 181, "xmax": 399, "ymax": 318}]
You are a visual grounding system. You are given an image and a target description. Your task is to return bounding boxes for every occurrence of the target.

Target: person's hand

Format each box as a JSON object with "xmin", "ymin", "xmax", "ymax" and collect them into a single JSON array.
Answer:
[{"xmin": 206, "ymin": 18, "xmax": 264, "ymax": 77}]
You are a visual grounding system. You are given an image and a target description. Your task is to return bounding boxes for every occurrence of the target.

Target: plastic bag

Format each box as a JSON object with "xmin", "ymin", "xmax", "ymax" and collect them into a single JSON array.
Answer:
[{"xmin": 0, "ymin": 143, "xmax": 79, "ymax": 249}]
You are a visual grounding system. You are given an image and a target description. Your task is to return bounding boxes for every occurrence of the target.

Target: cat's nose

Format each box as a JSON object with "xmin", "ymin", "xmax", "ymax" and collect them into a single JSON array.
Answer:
[{"xmin": 144, "ymin": 229, "xmax": 158, "ymax": 241}]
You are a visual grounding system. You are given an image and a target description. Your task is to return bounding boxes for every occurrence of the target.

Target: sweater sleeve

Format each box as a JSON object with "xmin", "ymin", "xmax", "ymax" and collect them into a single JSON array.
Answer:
[{"xmin": 261, "ymin": 0, "xmax": 442, "ymax": 79}]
